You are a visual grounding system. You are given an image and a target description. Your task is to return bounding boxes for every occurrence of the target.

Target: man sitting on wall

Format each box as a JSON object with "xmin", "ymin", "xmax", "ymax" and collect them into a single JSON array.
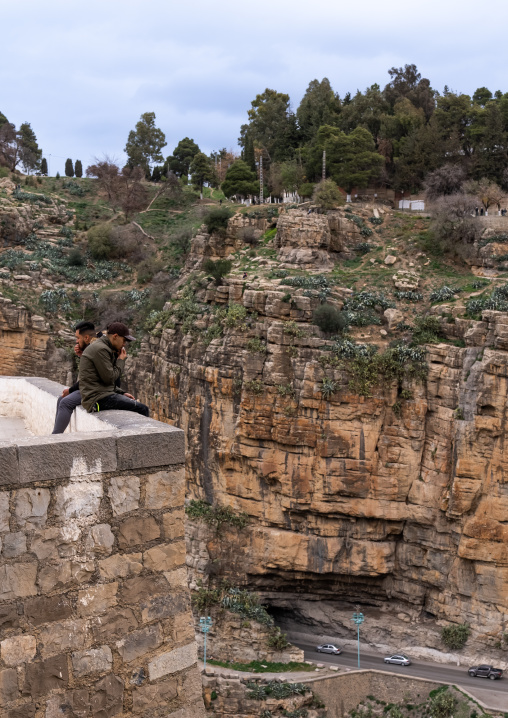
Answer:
[
  {"xmin": 79, "ymin": 321, "xmax": 149, "ymax": 417},
  {"xmin": 52, "ymin": 320, "xmax": 99, "ymax": 434}
]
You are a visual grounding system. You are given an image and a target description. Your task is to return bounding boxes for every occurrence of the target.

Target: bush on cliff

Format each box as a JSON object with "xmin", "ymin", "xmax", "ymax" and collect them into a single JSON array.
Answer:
[
  {"xmin": 87, "ymin": 223, "xmax": 114, "ymax": 260},
  {"xmin": 203, "ymin": 257, "xmax": 232, "ymax": 285},
  {"xmin": 441, "ymin": 623, "xmax": 470, "ymax": 650},
  {"xmin": 313, "ymin": 303, "xmax": 348, "ymax": 335},
  {"xmin": 203, "ymin": 207, "xmax": 233, "ymax": 234},
  {"xmin": 312, "ymin": 179, "xmax": 344, "ymax": 210}
]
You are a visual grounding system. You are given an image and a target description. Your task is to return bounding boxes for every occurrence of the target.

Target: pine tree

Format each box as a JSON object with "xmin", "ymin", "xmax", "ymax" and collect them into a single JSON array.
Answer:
[
  {"xmin": 74, "ymin": 159, "xmax": 83, "ymax": 178},
  {"xmin": 40, "ymin": 158, "xmax": 48, "ymax": 175},
  {"xmin": 65, "ymin": 158, "xmax": 74, "ymax": 177}
]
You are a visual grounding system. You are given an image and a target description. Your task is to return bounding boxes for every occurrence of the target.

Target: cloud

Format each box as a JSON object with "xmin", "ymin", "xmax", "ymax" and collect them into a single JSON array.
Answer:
[{"xmin": 1, "ymin": 0, "xmax": 508, "ymax": 174}]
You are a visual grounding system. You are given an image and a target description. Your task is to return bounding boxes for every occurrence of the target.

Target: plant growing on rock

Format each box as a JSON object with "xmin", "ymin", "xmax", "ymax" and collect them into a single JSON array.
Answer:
[
  {"xmin": 203, "ymin": 207, "xmax": 233, "ymax": 234},
  {"xmin": 185, "ymin": 499, "xmax": 248, "ymax": 534},
  {"xmin": 203, "ymin": 258, "xmax": 232, "ymax": 285},
  {"xmin": 245, "ymin": 379, "xmax": 264, "ymax": 395},
  {"xmin": 441, "ymin": 623, "xmax": 470, "ymax": 650},
  {"xmin": 312, "ymin": 178, "xmax": 345, "ymax": 209},
  {"xmin": 283, "ymin": 320, "xmax": 305, "ymax": 338},
  {"xmin": 321, "ymin": 377, "xmax": 338, "ymax": 399},
  {"xmin": 313, "ymin": 303, "xmax": 348, "ymax": 334}
]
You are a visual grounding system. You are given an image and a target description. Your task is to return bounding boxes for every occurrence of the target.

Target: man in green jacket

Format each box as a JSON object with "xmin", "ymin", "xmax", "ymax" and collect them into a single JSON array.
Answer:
[{"xmin": 79, "ymin": 322, "xmax": 149, "ymax": 417}]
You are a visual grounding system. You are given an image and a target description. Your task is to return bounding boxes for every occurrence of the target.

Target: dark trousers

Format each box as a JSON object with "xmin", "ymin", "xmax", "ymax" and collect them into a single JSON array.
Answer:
[
  {"xmin": 52, "ymin": 391, "xmax": 83, "ymax": 434},
  {"xmin": 95, "ymin": 393, "xmax": 149, "ymax": 417}
]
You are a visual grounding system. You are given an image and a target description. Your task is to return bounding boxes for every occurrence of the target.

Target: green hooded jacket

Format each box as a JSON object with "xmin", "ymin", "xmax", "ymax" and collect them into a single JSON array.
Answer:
[{"xmin": 79, "ymin": 335, "xmax": 126, "ymax": 412}]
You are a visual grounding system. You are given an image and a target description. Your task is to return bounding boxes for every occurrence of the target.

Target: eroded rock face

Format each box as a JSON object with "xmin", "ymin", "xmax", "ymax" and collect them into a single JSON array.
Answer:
[
  {"xmin": 0, "ymin": 297, "xmax": 72, "ymax": 381},
  {"xmin": 128, "ymin": 294, "xmax": 508, "ymax": 656}
]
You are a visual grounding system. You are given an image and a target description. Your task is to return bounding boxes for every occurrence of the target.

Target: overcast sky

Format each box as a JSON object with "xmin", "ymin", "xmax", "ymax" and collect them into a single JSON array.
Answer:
[{"xmin": 2, "ymin": 0, "xmax": 507, "ymax": 176}]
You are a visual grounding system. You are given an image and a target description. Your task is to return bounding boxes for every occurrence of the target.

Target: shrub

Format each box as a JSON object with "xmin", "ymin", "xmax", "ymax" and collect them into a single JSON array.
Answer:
[
  {"xmin": 87, "ymin": 223, "xmax": 114, "ymax": 260},
  {"xmin": 67, "ymin": 248, "xmax": 85, "ymax": 266},
  {"xmin": 313, "ymin": 303, "xmax": 348, "ymax": 334},
  {"xmin": 223, "ymin": 303, "xmax": 247, "ymax": 329},
  {"xmin": 283, "ymin": 321, "xmax": 305, "ymax": 338},
  {"xmin": 430, "ymin": 285, "xmax": 460, "ymax": 303},
  {"xmin": 441, "ymin": 623, "xmax": 470, "ymax": 650},
  {"xmin": 247, "ymin": 337, "xmax": 267, "ymax": 353},
  {"xmin": 321, "ymin": 377, "xmax": 338, "ymax": 398},
  {"xmin": 245, "ymin": 379, "xmax": 264, "ymax": 395},
  {"xmin": 204, "ymin": 207, "xmax": 233, "ymax": 234},
  {"xmin": 203, "ymin": 258, "xmax": 232, "ymax": 285},
  {"xmin": 267, "ymin": 626, "xmax": 290, "ymax": 651},
  {"xmin": 394, "ymin": 290, "xmax": 423, "ymax": 302},
  {"xmin": 312, "ymin": 179, "xmax": 345, "ymax": 209},
  {"xmin": 299, "ymin": 182, "xmax": 314, "ymax": 198},
  {"xmin": 239, "ymin": 226, "xmax": 259, "ymax": 245},
  {"xmin": 0, "ymin": 167, "xmax": 9, "ymax": 178},
  {"xmin": 429, "ymin": 691, "xmax": 456, "ymax": 718},
  {"xmin": 185, "ymin": 499, "xmax": 248, "ymax": 533},
  {"xmin": 412, "ymin": 315, "xmax": 443, "ymax": 344},
  {"xmin": 137, "ymin": 256, "xmax": 165, "ymax": 284},
  {"xmin": 354, "ymin": 242, "xmax": 372, "ymax": 254}
]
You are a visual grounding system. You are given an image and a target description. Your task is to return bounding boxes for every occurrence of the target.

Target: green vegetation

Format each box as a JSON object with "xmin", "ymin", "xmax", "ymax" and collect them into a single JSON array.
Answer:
[
  {"xmin": 246, "ymin": 681, "xmax": 310, "ymax": 700},
  {"xmin": 203, "ymin": 206, "xmax": 233, "ymax": 234},
  {"xmin": 247, "ymin": 337, "xmax": 267, "ymax": 353},
  {"xmin": 203, "ymin": 258, "xmax": 232, "ymax": 285},
  {"xmin": 312, "ymin": 178, "xmax": 344, "ymax": 209},
  {"xmin": 441, "ymin": 623, "xmax": 470, "ymax": 650},
  {"xmin": 207, "ymin": 659, "xmax": 314, "ymax": 673},
  {"xmin": 185, "ymin": 499, "xmax": 248, "ymax": 534},
  {"xmin": 313, "ymin": 303, "xmax": 347, "ymax": 334}
]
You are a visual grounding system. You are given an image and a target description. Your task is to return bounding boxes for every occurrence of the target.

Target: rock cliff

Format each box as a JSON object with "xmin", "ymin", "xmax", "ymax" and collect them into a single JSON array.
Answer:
[{"xmin": 125, "ymin": 208, "xmax": 508, "ymax": 661}]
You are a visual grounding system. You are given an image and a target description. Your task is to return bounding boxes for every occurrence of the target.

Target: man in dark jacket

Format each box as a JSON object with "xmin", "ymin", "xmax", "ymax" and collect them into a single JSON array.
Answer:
[
  {"xmin": 79, "ymin": 322, "xmax": 149, "ymax": 417},
  {"xmin": 52, "ymin": 320, "xmax": 98, "ymax": 433}
]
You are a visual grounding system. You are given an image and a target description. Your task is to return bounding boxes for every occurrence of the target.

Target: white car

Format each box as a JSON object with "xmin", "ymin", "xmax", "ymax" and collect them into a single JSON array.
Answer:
[
  {"xmin": 384, "ymin": 654, "xmax": 411, "ymax": 666},
  {"xmin": 316, "ymin": 643, "xmax": 342, "ymax": 655}
]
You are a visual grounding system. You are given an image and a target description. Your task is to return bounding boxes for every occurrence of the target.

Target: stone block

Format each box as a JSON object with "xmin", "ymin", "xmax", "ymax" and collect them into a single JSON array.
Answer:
[
  {"xmin": 119, "ymin": 574, "xmax": 169, "ymax": 606},
  {"xmin": 13, "ymin": 487, "xmax": 50, "ymax": 528},
  {"xmin": 1, "ymin": 634, "xmax": 36, "ymax": 665},
  {"xmin": 148, "ymin": 642, "xmax": 198, "ymax": 681},
  {"xmin": 116, "ymin": 427, "xmax": 184, "ymax": 470},
  {"xmin": 2, "ymin": 531, "xmax": 26, "ymax": 558},
  {"xmin": 39, "ymin": 619, "xmax": 90, "ymax": 658},
  {"xmin": 132, "ymin": 677, "xmax": 178, "ymax": 714},
  {"xmin": 0, "ymin": 563, "xmax": 37, "ymax": 601},
  {"xmin": 45, "ymin": 690, "xmax": 89, "ymax": 718},
  {"xmin": 91, "ymin": 608, "xmax": 138, "ymax": 643},
  {"xmin": 17, "ymin": 435, "xmax": 117, "ymax": 483},
  {"xmin": 23, "ymin": 654, "xmax": 69, "ymax": 699},
  {"xmin": 116, "ymin": 623, "xmax": 163, "ymax": 662},
  {"xmin": 140, "ymin": 591, "xmax": 190, "ymax": 623},
  {"xmin": 31, "ymin": 525, "xmax": 81, "ymax": 560},
  {"xmin": 78, "ymin": 583, "xmax": 118, "ymax": 617},
  {"xmin": 0, "ymin": 445, "xmax": 19, "ymax": 486},
  {"xmin": 0, "ymin": 667, "xmax": 19, "ymax": 706},
  {"xmin": 145, "ymin": 469, "xmax": 185, "ymax": 509},
  {"xmin": 108, "ymin": 475, "xmax": 140, "ymax": 516},
  {"xmin": 54, "ymin": 481, "xmax": 103, "ymax": 520},
  {"xmin": 25, "ymin": 595, "xmax": 73, "ymax": 626},
  {"xmin": 0, "ymin": 491, "xmax": 9, "ymax": 531},
  {"xmin": 163, "ymin": 567, "xmax": 188, "ymax": 589},
  {"xmin": 162, "ymin": 510, "xmax": 185, "ymax": 540},
  {"xmin": 37, "ymin": 560, "xmax": 94, "ymax": 593},
  {"xmin": 168, "ymin": 705, "xmax": 206, "ymax": 718},
  {"xmin": 90, "ymin": 674, "xmax": 124, "ymax": 717},
  {"xmin": 99, "ymin": 552, "xmax": 143, "ymax": 580},
  {"xmin": 7, "ymin": 704, "xmax": 36, "ymax": 718},
  {"xmin": 117, "ymin": 515, "xmax": 160, "ymax": 548},
  {"xmin": 84, "ymin": 524, "xmax": 114, "ymax": 555},
  {"xmin": 72, "ymin": 646, "xmax": 112, "ymax": 677},
  {"xmin": 143, "ymin": 541, "xmax": 185, "ymax": 572},
  {"xmin": 0, "ymin": 603, "xmax": 20, "ymax": 634}
]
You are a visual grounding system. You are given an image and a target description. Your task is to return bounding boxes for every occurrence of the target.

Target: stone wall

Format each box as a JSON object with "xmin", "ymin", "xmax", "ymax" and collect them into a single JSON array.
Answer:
[{"xmin": 0, "ymin": 378, "xmax": 205, "ymax": 718}]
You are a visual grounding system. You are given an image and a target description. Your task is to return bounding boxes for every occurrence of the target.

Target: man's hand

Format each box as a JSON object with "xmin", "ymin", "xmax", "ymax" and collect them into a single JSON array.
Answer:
[
  {"xmin": 74, "ymin": 342, "xmax": 83, "ymax": 357},
  {"xmin": 62, "ymin": 388, "xmax": 70, "ymax": 397},
  {"xmin": 119, "ymin": 347, "xmax": 127, "ymax": 360},
  {"xmin": 124, "ymin": 393, "xmax": 136, "ymax": 400}
]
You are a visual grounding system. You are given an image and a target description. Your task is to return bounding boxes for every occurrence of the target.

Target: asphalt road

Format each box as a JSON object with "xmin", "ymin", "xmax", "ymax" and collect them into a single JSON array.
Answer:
[{"xmin": 294, "ymin": 640, "xmax": 508, "ymax": 699}]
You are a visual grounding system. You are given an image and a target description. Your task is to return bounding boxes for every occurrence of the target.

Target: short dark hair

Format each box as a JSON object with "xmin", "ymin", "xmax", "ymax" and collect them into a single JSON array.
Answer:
[{"xmin": 75, "ymin": 321, "xmax": 95, "ymax": 335}]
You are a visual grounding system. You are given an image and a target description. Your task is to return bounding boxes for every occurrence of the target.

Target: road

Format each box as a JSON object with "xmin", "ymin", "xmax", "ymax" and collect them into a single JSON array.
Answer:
[{"xmin": 294, "ymin": 639, "xmax": 508, "ymax": 706}]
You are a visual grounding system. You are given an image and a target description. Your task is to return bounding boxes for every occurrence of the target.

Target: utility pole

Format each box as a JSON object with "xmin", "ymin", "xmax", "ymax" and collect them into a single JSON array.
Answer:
[
  {"xmin": 322, "ymin": 150, "xmax": 326, "ymax": 181},
  {"xmin": 259, "ymin": 154, "xmax": 263, "ymax": 204}
]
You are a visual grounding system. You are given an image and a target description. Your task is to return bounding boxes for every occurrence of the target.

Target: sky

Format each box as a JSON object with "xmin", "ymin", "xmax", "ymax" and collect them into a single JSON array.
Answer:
[{"xmin": 2, "ymin": 0, "xmax": 508, "ymax": 176}]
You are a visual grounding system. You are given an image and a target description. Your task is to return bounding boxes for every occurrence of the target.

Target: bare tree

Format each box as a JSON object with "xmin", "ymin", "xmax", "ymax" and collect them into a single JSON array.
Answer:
[
  {"xmin": 463, "ymin": 178, "xmax": 504, "ymax": 211},
  {"xmin": 424, "ymin": 164, "xmax": 465, "ymax": 201},
  {"xmin": 86, "ymin": 156, "xmax": 120, "ymax": 202},
  {"xmin": 431, "ymin": 193, "xmax": 480, "ymax": 246}
]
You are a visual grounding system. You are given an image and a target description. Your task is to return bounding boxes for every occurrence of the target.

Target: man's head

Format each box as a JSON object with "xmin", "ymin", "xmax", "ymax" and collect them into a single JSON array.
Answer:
[
  {"xmin": 107, "ymin": 322, "xmax": 136, "ymax": 352},
  {"xmin": 74, "ymin": 321, "xmax": 96, "ymax": 354}
]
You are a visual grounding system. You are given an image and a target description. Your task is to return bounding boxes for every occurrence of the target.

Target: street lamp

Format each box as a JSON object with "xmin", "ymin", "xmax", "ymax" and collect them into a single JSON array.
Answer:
[
  {"xmin": 351, "ymin": 607, "xmax": 365, "ymax": 668},
  {"xmin": 200, "ymin": 616, "xmax": 212, "ymax": 669}
]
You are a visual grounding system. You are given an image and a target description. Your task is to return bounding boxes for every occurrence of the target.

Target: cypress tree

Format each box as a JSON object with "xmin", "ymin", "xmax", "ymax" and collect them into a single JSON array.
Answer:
[
  {"xmin": 40, "ymin": 158, "xmax": 48, "ymax": 175},
  {"xmin": 74, "ymin": 159, "xmax": 83, "ymax": 178},
  {"xmin": 244, "ymin": 134, "xmax": 256, "ymax": 172},
  {"xmin": 65, "ymin": 158, "xmax": 74, "ymax": 177}
]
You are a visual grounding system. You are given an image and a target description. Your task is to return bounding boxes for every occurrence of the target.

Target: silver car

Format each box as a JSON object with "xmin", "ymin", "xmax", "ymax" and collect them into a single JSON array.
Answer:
[
  {"xmin": 384, "ymin": 654, "xmax": 411, "ymax": 666},
  {"xmin": 316, "ymin": 643, "xmax": 342, "ymax": 655}
]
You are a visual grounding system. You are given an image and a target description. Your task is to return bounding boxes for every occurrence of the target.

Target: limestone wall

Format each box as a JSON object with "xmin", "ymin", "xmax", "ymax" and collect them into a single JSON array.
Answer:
[{"xmin": 0, "ymin": 378, "xmax": 205, "ymax": 718}]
